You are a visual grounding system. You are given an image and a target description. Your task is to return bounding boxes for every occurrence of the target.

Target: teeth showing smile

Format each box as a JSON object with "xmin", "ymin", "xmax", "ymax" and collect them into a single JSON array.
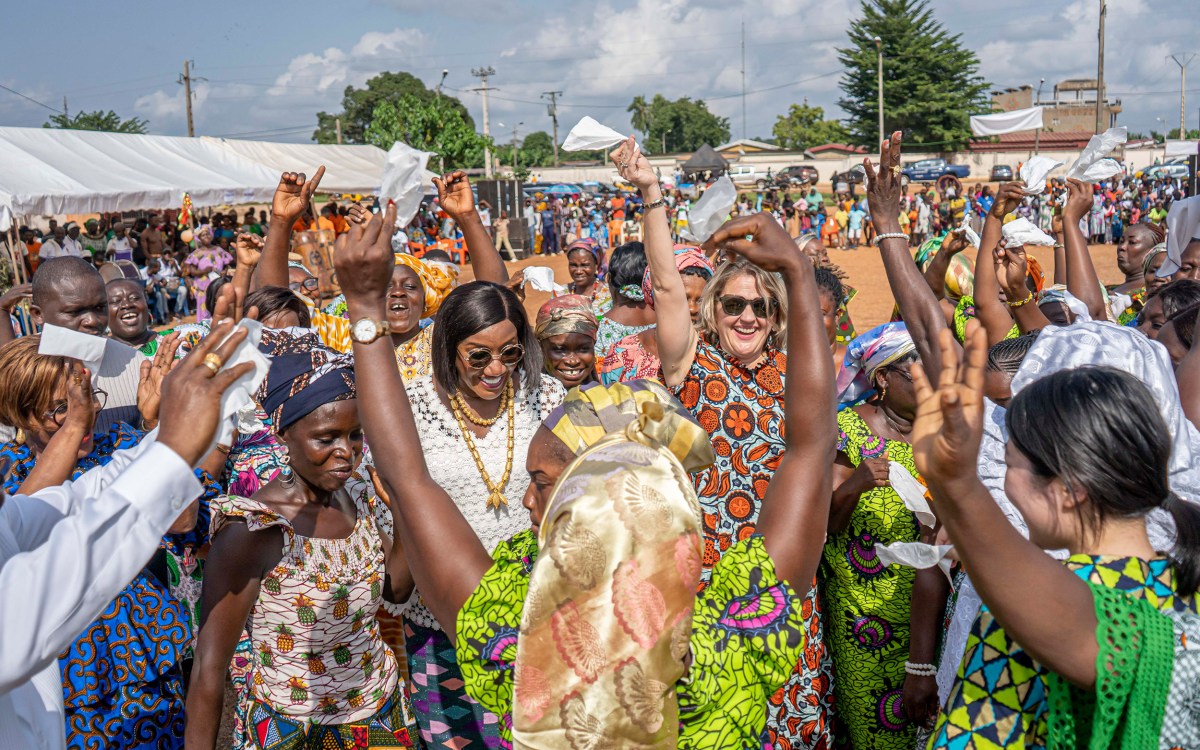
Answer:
[{"xmin": 481, "ymin": 375, "xmax": 505, "ymax": 389}]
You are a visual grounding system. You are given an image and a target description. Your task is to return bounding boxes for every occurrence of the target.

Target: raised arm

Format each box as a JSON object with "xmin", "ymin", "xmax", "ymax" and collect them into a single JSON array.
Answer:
[
  {"xmin": 1060, "ymin": 178, "xmax": 1107, "ymax": 320},
  {"xmin": 433, "ymin": 171, "xmax": 509, "ymax": 284},
  {"xmin": 256, "ymin": 168, "xmax": 325, "ymax": 289},
  {"xmin": 333, "ymin": 204, "xmax": 493, "ymax": 638},
  {"xmin": 920, "ymin": 231, "xmax": 969, "ymax": 302},
  {"xmin": 865, "ymin": 131, "xmax": 954, "ymax": 376},
  {"xmin": 709, "ymin": 214, "xmax": 835, "ymax": 588},
  {"xmin": 0, "ymin": 282, "xmax": 31, "ymax": 346},
  {"xmin": 612, "ymin": 138, "xmax": 696, "ymax": 387},
  {"xmin": 994, "ymin": 242, "xmax": 1053, "ymax": 333},
  {"xmin": 911, "ymin": 328, "xmax": 1099, "ymax": 687},
  {"xmin": 975, "ymin": 183, "xmax": 1026, "ymax": 346}
]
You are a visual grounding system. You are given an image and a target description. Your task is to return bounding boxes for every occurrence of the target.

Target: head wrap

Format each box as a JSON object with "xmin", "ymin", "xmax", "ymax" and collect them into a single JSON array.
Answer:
[
  {"xmin": 565, "ymin": 237, "xmax": 607, "ymax": 281},
  {"xmin": 1161, "ymin": 195, "xmax": 1200, "ymax": 277},
  {"xmin": 535, "ymin": 294, "xmax": 598, "ymax": 342},
  {"xmin": 1143, "ymin": 243, "xmax": 1168, "ymax": 278},
  {"xmin": 286, "ymin": 252, "xmax": 308, "ymax": 271},
  {"xmin": 257, "ymin": 329, "xmax": 356, "ymax": 432},
  {"xmin": 1036, "ymin": 284, "xmax": 1092, "ymax": 322},
  {"xmin": 836, "ymin": 322, "xmax": 916, "ymax": 406},
  {"xmin": 913, "ymin": 236, "xmax": 976, "ymax": 302},
  {"xmin": 194, "ymin": 224, "xmax": 214, "ymax": 243},
  {"xmin": 515, "ymin": 388, "xmax": 709, "ymax": 746},
  {"xmin": 543, "ymin": 379, "xmax": 714, "ymax": 473},
  {"xmin": 641, "ymin": 245, "xmax": 715, "ymax": 308},
  {"xmin": 394, "ymin": 253, "xmax": 460, "ymax": 318}
]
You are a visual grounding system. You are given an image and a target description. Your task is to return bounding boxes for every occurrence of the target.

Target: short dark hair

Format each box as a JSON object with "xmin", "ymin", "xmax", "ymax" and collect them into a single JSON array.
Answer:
[
  {"xmin": 432, "ymin": 281, "xmax": 541, "ymax": 396},
  {"xmin": 243, "ymin": 285, "xmax": 311, "ymax": 327},
  {"xmin": 423, "ymin": 249, "xmax": 452, "ymax": 263},
  {"xmin": 607, "ymin": 242, "xmax": 648, "ymax": 304},
  {"xmin": 205, "ymin": 277, "xmax": 230, "ymax": 318},
  {"xmin": 1157, "ymin": 279, "xmax": 1200, "ymax": 320},
  {"xmin": 813, "ymin": 265, "xmax": 844, "ymax": 304},
  {"xmin": 1008, "ymin": 366, "xmax": 1200, "ymax": 593},
  {"xmin": 1167, "ymin": 304, "xmax": 1200, "ymax": 349},
  {"xmin": 31, "ymin": 256, "xmax": 102, "ymax": 308},
  {"xmin": 986, "ymin": 330, "xmax": 1041, "ymax": 374}
]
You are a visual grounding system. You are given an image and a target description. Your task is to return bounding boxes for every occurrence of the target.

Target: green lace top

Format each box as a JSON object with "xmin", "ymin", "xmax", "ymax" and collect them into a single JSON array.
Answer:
[{"xmin": 455, "ymin": 531, "xmax": 807, "ymax": 749}]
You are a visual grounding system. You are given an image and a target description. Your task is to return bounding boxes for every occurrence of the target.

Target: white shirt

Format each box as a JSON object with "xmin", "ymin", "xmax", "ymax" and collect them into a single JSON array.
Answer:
[
  {"xmin": 60, "ymin": 236, "xmax": 84, "ymax": 258},
  {"xmin": 0, "ymin": 436, "xmax": 203, "ymax": 750},
  {"xmin": 94, "ymin": 338, "xmax": 147, "ymax": 432},
  {"xmin": 36, "ymin": 239, "xmax": 63, "ymax": 260}
]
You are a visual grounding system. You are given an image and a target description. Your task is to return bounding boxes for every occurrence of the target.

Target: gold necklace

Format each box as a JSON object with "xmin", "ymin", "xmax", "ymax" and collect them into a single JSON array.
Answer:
[
  {"xmin": 449, "ymin": 379, "xmax": 515, "ymax": 510},
  {"xmin": 451, "ymin": 381, "xmax": 510, "ymax": 427}
]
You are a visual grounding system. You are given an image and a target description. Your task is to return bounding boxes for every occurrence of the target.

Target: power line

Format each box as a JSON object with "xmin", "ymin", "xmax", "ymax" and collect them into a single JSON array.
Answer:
[{"xmin": 0, "ymin": 82, "xmax": 59, "ymax": 113}]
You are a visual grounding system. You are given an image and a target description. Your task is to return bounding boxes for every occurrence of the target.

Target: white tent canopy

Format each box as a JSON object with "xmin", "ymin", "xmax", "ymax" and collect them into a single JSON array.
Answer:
[
  {"xmin": 0, "ymin": 126, "xmax": 282, "ymax": 231},
  {"xmin": 202, "ymin": 137, "xmax": 395, "ymax": 195},
  {"xmin": 970, "ymin": 106, "xmax": 1044, "ymax": 137}
]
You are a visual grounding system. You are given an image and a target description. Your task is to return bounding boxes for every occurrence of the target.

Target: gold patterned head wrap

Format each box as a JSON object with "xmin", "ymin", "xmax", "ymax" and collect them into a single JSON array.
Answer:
[
  {"xmin": 515, "ymin": 386, "xmax": 710, "ymax": 747},
  {"xmin": 394, "ymin": 253, "xmax": 459, "ymax": 317},
  {"xmin": 535, "ymin": 294, "xmax": 599, "ymax": 342}
]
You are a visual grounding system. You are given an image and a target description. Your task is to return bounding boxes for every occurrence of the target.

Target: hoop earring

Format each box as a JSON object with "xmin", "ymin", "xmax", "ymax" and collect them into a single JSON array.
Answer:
[{"xmin": 278, "ymin": 452, "xmax": 296, "ymax": 487}]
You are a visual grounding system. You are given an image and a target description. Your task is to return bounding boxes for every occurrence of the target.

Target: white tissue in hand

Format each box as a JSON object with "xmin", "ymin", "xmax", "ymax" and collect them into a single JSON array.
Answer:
[
  {"xmin": 1066, "ymin": 127, "xmax": 1127, "ymax": 181},
  {"xmin": 562, "ymin": 116, "xmax": 635, "ymax": 153},
  {"xmin": 38, "ymin": 324, "xmax": 109, "ymax": 371},
  {"xmin": 956, "ymin": 215, "xmax": 981, "ymax": 249},
  {"xmin": 380, "ymin": 141, "xmax": 433, "ymax": 228},
  {"xmin": 522, "ymin": 266, "xmax": 567, "ymax": 295},
  {"xmin": 681, "ymin": 177, "xmax": 738, "ymax": 243},
  {"xmin": 875, "ymin": 542, "xmax": 955, "ymax": 583},
  {"xmin": 1002, "ymin": 217, "xmax": 1056, "ymax": 247},
  {"xmin": 213, "ymin": 318, "xmax": 271, "ymax": 446},
  {"xmin": 1019, "ymin": 155, "xmax": 1064, "ymax": 195},
  {"xmin": 889, "ymin": 461, "xmax": 935, "ymax": 528}
]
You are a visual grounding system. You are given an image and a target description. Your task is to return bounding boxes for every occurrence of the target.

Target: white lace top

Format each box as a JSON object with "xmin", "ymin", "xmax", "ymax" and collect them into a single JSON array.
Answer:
[{"xmin": 395, "ymin": 373, "xmax": 565, "ymax": 628}]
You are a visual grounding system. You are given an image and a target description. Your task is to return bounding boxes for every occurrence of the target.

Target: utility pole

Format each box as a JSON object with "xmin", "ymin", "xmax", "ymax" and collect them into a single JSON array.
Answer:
[
  {"xmin": 335, "ymin": 117, "xmax": 342, "ymax": 145},
  {"xmin": 1095, "ymin": 0, "xmax": 1106, "ymax": 133},
  {"xmin": 472, "ymin": 66, "xmax": 496, "ymax": 178},
  {"xmin": 178, "ymin": 60, "xmax": 204, "ymax": 137},
  {"xmin": 436, "ymin": 69, "xmax": 448, "ymax": 99},
  {"xmin": 1035, "ymin": 78, "xmax": 1045, "ymax": 154},
  {"xmin": 62, "ymin": 96, "xmax": 68, "ymax": 119},
  {"xmin": 874, "ymin": 37, "xmax": 884, "ymax": 145},
  {"xmin": 1169, "ymin": 54, "xmax": 1196, "ymax": 138},
  {"xmin": 542, "ymin": 91, "xmax": 563, "ymax": 167},
  {"xmin": 511, "ymin": 121, "xmax": 523, "ymax": 173},
  {"xmin": 740, "ymin": 20, "xmax": 747, "ymax": 140}
]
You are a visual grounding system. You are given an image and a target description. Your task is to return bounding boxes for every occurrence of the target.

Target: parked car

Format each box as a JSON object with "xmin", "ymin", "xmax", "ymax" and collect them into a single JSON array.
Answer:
[
  {"xmin": 831, "ymin": 164, "xmax": 867, "ymax": 188},
  {"xmin": 1142, "ymin": 163, "xmax": 1191, "ymax": 180},
  {"xmin": 902, "ymin": 158, "xmax": 970, "ymax": 184},
  {"xmin": 773, "ymin": 165, "xmax": 820, "ymax": 187},
  {"xmin": 990, "ymin": 164, "xmax": 1014, "ymax": 181},
  {"xmin": 728, "ymin": 165, "xmax": 769, "ymax": 189}
]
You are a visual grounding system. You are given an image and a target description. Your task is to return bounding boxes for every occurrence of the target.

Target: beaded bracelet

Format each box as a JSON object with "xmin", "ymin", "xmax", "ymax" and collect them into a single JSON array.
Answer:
[
  {"xmin": 873, "ymin": 232, "xmax": 909, "ymax": 246},
  {"xmin": 1006, "ymin": 291, "xmax": 1035, "ymax": 308},
  {"xmin": 905, "ymin": 661, "xmax": 938, "ymax": 677}
]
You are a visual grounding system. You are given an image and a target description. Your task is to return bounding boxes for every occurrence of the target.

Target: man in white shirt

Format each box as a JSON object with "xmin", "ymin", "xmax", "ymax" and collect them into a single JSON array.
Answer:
[
  {"xmin": 60, "ymin": 223, "xmax": 84, "ymax": 258},
  {"xmin": 0, "ymin": 324, "xmax": 255, "ymax": 750},
  {"xmin": 105, "ymin": 223, "xmax": 134, "ymax": 263},
  {"xmin": 36, "ymin": 226, "xmax": 67, "ymax": 261}
]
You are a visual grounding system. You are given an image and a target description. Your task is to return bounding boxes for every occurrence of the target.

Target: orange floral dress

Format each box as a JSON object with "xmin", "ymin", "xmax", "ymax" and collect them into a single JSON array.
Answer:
[{"xmin": 674, "ymin": 339, "xmax": 835, "ymax": 749}]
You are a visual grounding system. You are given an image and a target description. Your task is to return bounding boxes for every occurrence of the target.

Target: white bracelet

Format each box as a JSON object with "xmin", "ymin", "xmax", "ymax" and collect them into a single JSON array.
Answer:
[
  {"xmin": 873, "ymin": 232, "xmax": 909, "ymax": 246},
  {"xmin": 905, "ymin": 661, "xmax": 938, "ymax": 677}
]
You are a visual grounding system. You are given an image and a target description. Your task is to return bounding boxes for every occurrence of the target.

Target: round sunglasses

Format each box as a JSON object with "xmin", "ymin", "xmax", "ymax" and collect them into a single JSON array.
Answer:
[
  {"xmin": 460, "ymin": 343, "xmax": 525, "ymax": 370},
  {"xmin": 719, "ymin": 295, "xmax": 777, "ymax": 319}
]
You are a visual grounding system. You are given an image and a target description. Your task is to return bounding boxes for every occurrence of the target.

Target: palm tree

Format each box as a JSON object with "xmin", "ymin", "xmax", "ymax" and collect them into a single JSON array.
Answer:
[{"xmin": 627, "ymin": 96, "xmax": 651, "ymax": 139}]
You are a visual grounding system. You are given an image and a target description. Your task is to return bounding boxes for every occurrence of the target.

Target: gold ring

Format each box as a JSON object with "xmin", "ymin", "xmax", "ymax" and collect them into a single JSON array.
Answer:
[
  {"xmin": 890, "ymin": 165, "xmax": 901, "ymax": 176},
  {"xmin": 619, "ymin": 161, "xmax": 629, "ymax": 170},
  {"xmin": 202, "ymin": 352, "xmax": 223, "ymax": 375}
]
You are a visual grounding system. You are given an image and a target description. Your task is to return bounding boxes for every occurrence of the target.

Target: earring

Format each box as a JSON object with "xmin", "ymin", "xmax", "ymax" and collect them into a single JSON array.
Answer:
[
  {"xmin": 878, "ymin": 383, "xmax": 888, "ymax": 402},
  {"xmin": 278, "ymin": 452, "xmax": 296, "ymax": 487}
]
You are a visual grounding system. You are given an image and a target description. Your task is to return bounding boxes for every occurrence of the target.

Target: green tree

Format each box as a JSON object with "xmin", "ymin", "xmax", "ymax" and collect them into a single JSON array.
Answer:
[
  {"xmin": 772, "ymin": 103, "xmax": 850, "ymax": 150},
  {"xmin": 315, "ymin": 71, "xmax": 473, "ymax": 144},
  {"xmin": 44, "ymin": 110, "xmax": 148, "ymax": 134},
  {"xmin": 837, "ymin": 0, "xmax": 988, "ymax": 150},
  {"xmin": 519, "ymin": 131, "xmax": 557, "ymax": 168},
  {"xmin": 629, "ymin": 94, "xmax": 730, "ymax": 153},
  {"xmin": 365, "ymin": 95, "xmax": 490, "ymax": 169}
]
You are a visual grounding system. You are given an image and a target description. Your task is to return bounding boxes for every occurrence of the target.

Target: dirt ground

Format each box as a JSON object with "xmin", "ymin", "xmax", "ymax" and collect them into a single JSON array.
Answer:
[{"xmin": 463, "ymin": 241, "xmax": 1126, "ymax": 332}]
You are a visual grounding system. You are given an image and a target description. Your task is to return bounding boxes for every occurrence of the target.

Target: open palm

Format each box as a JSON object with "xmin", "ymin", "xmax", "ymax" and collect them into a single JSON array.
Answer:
[{"xmin": 911, "ymin": 328, "xmax": 988, "ymax": 489}]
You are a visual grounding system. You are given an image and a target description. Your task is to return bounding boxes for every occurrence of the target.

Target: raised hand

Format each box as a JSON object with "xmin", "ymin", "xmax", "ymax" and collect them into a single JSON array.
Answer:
[
  {"xmin": 864, "ymin": 131, "xmax": 903, "ymax": 232},
  {"xmin": 346, "ymin": 202, "xmax": 371, "ymax": 226},
  {"xmin": 504, "ymin": 269, "xmax": 526, "ymax": 303},
  {"xmin": 271, "ymin": 167, "xmax": 326, "ymax": 223},
  {"xmin": 137, "ymin": 332, "xmax": 182, "ymax": 428},
  {"xmin": 942, "ymin": 229, "xmax": 971, "ymax": 257},
  {"xmin": 62, "ymin": 363, "xmax": 99, "ymax": 438},
  {"xmin": 910, "ymin": 328, "xmax": 988, "ymax": 491},
  {"xmin": 233, "ymin": 232, "xmax": 264, "ymax": 268},
  {"xmin": 993, "ymin": 242, "xmax": 1030, "ymax": 297},
  {"xmin": 990, "ymin": 182, "xmax": 1025, "ymax": 220},
  {"xmin": 0, "ymin": 282, "xmax": 32, "ymax": 313},
  {"xmin": 432, "ymin": 171, "xmax": 477, "ymax": 219},
  {"xmin": 1062, "ymin": 178, "xmax": 1093, "ymax": 224},
  {"xmin": 610, "ymin": 136, "xmax": 657, "ymax": 192},
  {"xmin": 333, "ymin": 201, "xmax": 398, "ymax": 302},
  {"xmin": 703, "ymin": 213, "xmax": 804, "ymax": 274}
]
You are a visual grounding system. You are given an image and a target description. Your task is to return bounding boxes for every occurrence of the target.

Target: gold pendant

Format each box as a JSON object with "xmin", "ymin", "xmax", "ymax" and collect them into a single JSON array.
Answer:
[{"xmin": 487, "ymin": 490, "xmax": 508, "ymax": 510}]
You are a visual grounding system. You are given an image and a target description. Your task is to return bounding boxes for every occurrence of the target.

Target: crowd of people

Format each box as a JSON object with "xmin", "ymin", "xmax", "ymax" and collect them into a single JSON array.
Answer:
[{"xmin": 1, "ymin": 125, "xmax": 1199, "ymax": 750}]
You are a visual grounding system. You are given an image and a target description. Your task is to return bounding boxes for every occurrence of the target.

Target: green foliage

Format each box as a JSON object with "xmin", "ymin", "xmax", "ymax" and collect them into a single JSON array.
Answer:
[
  {"xmin": 44, "ymin": 110, "xmax": 148, "ymax": 134},
  {"xmin": 365, "ymin": 95, "xmax": 490, "ymax": 169},
  {"xmin": 1150, "ymin": 128, "xmax": 1200, "ymax": 142},
  {"xmin": 314, "ymin": 71, "xmax": 473, "ymax": 144},
  {"xmin": 626, "ymin": 94, "xmax": 730, "ymax": 153},
  {"xmin": 772, "ymin": 103, "xmax": 850, "ymax": 150},
  {"xmin": 519, "ymin": 131, "xmax": 557, "ymax": 167},
  {"xmin": 837, "ymin": 0, "xmax": 989, "ymax": 151}
]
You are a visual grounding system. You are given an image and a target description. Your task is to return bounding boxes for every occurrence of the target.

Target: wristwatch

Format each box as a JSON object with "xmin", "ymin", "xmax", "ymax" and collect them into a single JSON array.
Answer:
[{"xmin": 350, "ymin": 318, "xmax": 391, "ymax": 344}]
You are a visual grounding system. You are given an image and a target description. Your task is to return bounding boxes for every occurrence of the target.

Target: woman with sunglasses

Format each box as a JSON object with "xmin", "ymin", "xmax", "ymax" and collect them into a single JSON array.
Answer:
[
  {"xmin": 0, "ymin": 335, "xmax": 219, "ymax": 749},
  {"xmin": 381, "ymin": 278, "xmax": 564, "ymax": 747},
  {"xmin": 610, "ymin": 136, "xmax": 835, "ymax": 749}
]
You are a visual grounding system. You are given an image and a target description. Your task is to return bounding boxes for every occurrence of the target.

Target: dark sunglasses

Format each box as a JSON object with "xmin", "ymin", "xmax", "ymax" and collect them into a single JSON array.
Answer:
[
  {"xmin": 461, "ymin": 343, "xmax": 525, "ymax": 370},
  {"xmin": 289, "ymin": 277, "xmax": 319, "ymax": 293},
  {"xmin": 719, "ymin": 295, "xmax": 777, "ymax": 319}
]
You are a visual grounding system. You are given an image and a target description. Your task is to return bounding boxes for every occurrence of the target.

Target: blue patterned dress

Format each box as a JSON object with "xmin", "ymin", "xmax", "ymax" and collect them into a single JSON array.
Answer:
[{"xmin": 0, "ymin": 423, "xmax": 218, "ymax": 749}]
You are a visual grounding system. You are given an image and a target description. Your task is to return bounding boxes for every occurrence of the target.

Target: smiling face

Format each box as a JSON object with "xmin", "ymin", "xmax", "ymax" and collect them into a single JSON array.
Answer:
[
  {"xmin": 32, "ymin": 273, "xmax": 108, "ymax": 336},
  {"xmin": 713, "ymin": 273, "xmax": 777, "ymax": 365},
  {"xmin": 540, "ymin": 332, "xmax": 595, "ymax": 389},
  {"xmin": 278, "ymin": 399, "xmax": 364, "ymax": 493},
  {"xmin": 387, "ymin": 265, "xmax": 425, "ymax": 334},
  {"xmin": 106, "ymin": 280, "xmax": 150, "ymax": 342},
  {"xmin": 567, "ymin": 249, "xmax": 598, "ymax": 291},
  {"xmin": 456, "ymin": 320, "xmax": 521, "ymax": 401}
]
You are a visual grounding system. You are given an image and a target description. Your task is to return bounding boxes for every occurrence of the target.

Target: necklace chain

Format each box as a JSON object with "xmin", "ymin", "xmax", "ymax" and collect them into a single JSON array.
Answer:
[
  {"xmin": 451, "ymin": 383, "xmax": 510, "ymax": 426},
  {"xmin": 449, "ymin": 380, "xmax": 515, "ymax": 510}
]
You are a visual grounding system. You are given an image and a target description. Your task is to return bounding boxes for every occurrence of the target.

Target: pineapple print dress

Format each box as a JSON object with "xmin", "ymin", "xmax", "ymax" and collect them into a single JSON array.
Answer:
[{"xmin": 213, "ymin": 488, "xmax": 419, "ymax": 748}]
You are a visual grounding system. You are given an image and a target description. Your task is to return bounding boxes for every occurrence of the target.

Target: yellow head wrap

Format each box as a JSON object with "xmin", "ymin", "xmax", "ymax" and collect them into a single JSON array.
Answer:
[{"xmin": 394, "ymin": 253, "xmax": 459, "ymax": 317}]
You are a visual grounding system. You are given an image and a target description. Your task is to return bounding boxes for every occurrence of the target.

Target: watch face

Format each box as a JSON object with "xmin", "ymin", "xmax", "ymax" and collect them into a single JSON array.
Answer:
[{"xmin": 352, "ymin": 319, "xmax": 378, "ymax": 342}]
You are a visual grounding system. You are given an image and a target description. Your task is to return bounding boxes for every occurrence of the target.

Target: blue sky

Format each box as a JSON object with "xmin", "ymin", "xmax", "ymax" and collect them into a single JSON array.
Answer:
[{"xmin": 1, "ymin": 0, "xmax": 1196, "ymax": 147}]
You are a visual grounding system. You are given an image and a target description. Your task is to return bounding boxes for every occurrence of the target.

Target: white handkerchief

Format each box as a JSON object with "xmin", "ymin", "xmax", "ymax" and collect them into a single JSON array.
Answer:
[
  {"xmin": 38, "ymin": 324, "xmax": 108, "ymax": 371},
  {"xmin": 681, "ymin": 177, "xmax": 737, "ymax": 243},
  {"xmin": 889, "ymin": 461, "xmax": 935, "ymax": 528},
  {"xmin": 562, "ymin": 116, "xmax": 636, "ymax": 153},
  {"xmin": 1019, "ymin": 155, "xmax": 1064, "ymax": 195},
  {"xmin": 1066, "ymin": 126, "xmax": 1127, "ymax": 182},
  {"xmin": 380, "ymin": 142, "xmax": 433, "ymax": 228},
  {"xmin": 1161, "ymin": 195, "xmax": 1200, "ymax": 277},
  {"xmin": 875, "ymin": 542, "xmax": 955, "ymax": 584},
  {"xmin": 213, "ymin": 318, "xmax": 271, "ymax": 446},
  {"xmin": 957, "ymin": 215, "xmax": 981, "ymax": 249},
  {"xmin": 1002, "ymin": 217, "xmax": 1056, "ymax": 247},
  {"xmin": 522, "ymin": 266, "xmax": 567, "ymax": 295}
]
